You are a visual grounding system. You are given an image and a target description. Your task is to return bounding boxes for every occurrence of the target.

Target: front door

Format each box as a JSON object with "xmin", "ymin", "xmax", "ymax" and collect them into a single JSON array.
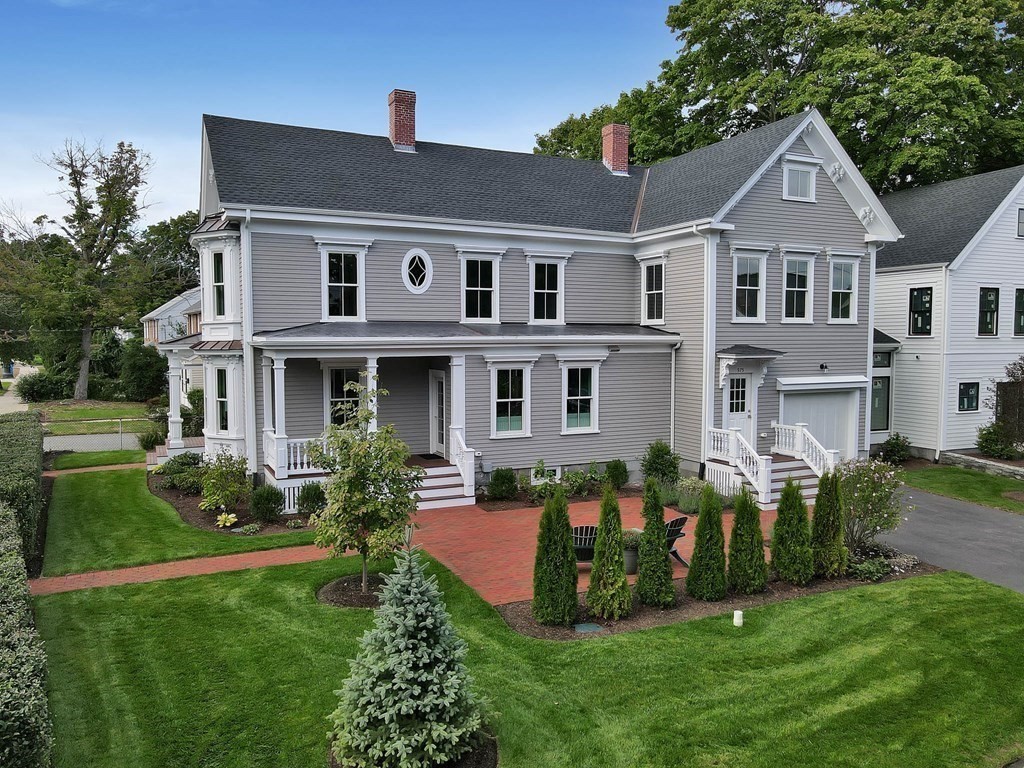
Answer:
[
  {"xmin": 429, "ymin": 370, "xmax": 446, "ymax": 458},
  {"xmin": 726, "ymin": 374, "xmax": 754, "ymax": 445}
]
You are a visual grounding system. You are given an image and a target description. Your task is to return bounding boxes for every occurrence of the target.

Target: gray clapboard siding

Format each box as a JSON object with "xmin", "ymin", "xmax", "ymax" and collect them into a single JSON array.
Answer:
[
  {"xmin": 499, "ymin": 249, "xmax": 529, "ymax": 324},
  {"xmin": 715, "ymin": 139, "xmax": 872, "ymax": 453},
  {"xmin": 251, "ymin": 233, "xmax": 322, "ymax": 330},
  {"xmin": 365, "ymin": 242, "xmax": 461, "ymax": 322},
  {"xmin": 664, "ymin": 242, "xmax": 706, "ymax": 465},
  {"xmin": 284, "ymin": 358, "xmax": 326, "ymax": 440},
  {"xmin": 565, "ymin": 252, "xmax": 640, "ymax": 324},
  {"xmin": 463, "ymin": 351, "xmax": 671, "ymax": 469},
  {"xmin": 376, "ymin": 357, "xmax": 431, "ymax": 454}
]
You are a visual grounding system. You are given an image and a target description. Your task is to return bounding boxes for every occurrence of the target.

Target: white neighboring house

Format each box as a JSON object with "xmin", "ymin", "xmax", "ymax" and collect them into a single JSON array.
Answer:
[
  {"xmin": 874, "ymin": 165, "xmax": 1024, "ymax": 458},
  {"xmin": 141, "ymin": 286, "xmax": 205, "ymax": 403}
]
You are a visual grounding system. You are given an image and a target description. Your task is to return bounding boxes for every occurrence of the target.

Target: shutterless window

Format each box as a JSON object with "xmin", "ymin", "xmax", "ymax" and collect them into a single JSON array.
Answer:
[
  {"xmin": 871, "ymin": 376, "xmax": 891, "ymax": 431},
  {"xmin": 644, "ymin": 262, "xmax": 664, "ymax": 322},
  {"xmin": 327, "ymin": 252, "xmax": 359, "ymax": 318},
  {"xmin": 735, "ymin": 255, "xmax": 762, "ymax": 319},
  {"xmin": 495, "ymin": 368, "xmax": 525, "ymax": 433},
  {"xmin": 1018, "ymin": 208, "xmax": 1024, "ymax": 238},
  {"xmin": 830, "ymin": 261, "xmax": 854, "ymax": 320},
  {"xmin": 1015, "ymin": 289, "xmax": 1024, "ymax": 336},
  {"xmin": 465, "ymin": 259, "xmax": 494, "ymax": 320},
  {"xmin": 978, "ymin": 287, "xmax": 999, "ymax": 336},
  {"xmin": 329, "ymin": 368, "xmax": 361, "ymax": 426},
  {"xmin": 215, "ymin": 368, "xmax": 228, "ymax": 432},
  {"xmin": 565, "ymin": 367, "xmax": 594, "ymax": 431},
  {"xmin": 212, "ymin": 252, "xmax": 225, "ymax": 317},
  {"xmin": 873, "ymin": 351, "xmax": 892, "ymax": 368},
  {"xmin": 533, "ymin": 262, "xmax": 559, "ymax": 321},
  {"xmin": 909, "ymin": 287, "xmax": 932, "ymax": 336},
  {"xmin": 786, "ymin": 166, "xmax": 814, "ymax": 201},
  {"xmin": 729, "ymin": 377, "xmax": 747, "ymax": 413},
  {"xmin": 784, "ymin": 259, "xmax": 810, "ymax": 320},
  {"xmin": 958, "ymin": 382, "xmax": 979, "ymax": 412}
]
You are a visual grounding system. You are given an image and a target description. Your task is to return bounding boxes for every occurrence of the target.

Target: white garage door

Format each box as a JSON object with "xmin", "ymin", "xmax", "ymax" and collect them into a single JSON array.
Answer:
[{"xmin": 783, "ymin": 391, "xmax": 858, "ymax": 459}]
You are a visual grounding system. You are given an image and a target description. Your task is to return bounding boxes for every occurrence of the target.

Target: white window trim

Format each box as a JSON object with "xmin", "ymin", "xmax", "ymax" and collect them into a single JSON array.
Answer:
[
  {"xmin": 211, "ymin": 251, "xmax": 227, "ymax": 320},
  {"xmin": 526, "ymin": 251, "xmax": 571, "ymax": 326},
  {"xmin": 214, "ymin": 367, "xmax": 229, "ymax": 435},
  {"xmin": 318, "ymin": 241, "xmax": 370, "ymax": 322},
  {"xmin": 781, "ymin": 153, "xmax": 823, "ymax": 203},
  {"xmin": 558, "ymin": 359, "xmax": 602, "ymax": 435},
  {"xmin": 637, "ymin": 252, "xmax": 667, "ymax": 326},
  {"xmin": 780, "ymin": 248, "xmax": 816, "ymax": 324},
  {"xmin": 827, "ymin": 253, "xmax": 860, "ymax": 325},
  {"xmin": 486, "ymin": 355, "xmax": 538, "ymax": 439},
  {"xmin": 457, "ymin": 248, "xmax": 503, "ymax": 324},
  {"xmin": 731, "ymin": 246, "xmax": 769, "ymax": 324},
  {"xmin": 321, "ymin": 365, "xmax": 363, "ymax": 427},
  {"xmin": 401, "ymin": 248, "xmax": 433, "ymax": 295},
  {"xmin": 957, "ymin": 381, "xmax": 981, "ymax": 413}
]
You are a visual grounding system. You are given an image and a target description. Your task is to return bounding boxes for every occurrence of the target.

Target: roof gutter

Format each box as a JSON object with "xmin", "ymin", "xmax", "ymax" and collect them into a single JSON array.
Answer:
[{"xmin": 250, "ymin": 333, "xmax": 682, "ymax": 351}]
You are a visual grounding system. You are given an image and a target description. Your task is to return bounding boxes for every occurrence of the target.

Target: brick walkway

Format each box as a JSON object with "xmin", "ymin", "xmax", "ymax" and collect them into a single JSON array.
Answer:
[
  {"xmin": 29, "ymin": 545, "xmax": 330, "ymax": 596},
  {"xmin": 43, "ymin": 463, "xmax": 147, "ymax": 478},
  {"xmin": 414, "ymin": 498, "xmax": 778, "ymax": 606}
]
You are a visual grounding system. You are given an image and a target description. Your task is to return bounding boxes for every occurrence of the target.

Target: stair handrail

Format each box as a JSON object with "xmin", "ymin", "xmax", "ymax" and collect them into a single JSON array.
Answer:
[
  {"xmin": 800, "ymin": 426, "xmax": 839, "ymax": 477},
  {"xmin": 730, "ymin": 429, "xmax": 772, "ymax": 505},
  {"xmin": 449, "ymin": 427, "xmax": 477, "ymax": 497}
]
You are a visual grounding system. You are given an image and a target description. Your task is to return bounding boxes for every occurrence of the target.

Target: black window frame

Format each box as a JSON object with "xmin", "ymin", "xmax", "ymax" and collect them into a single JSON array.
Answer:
[
  {"xmin": 1015, "ymin": 289, "xmax": 1024, "ymax": 337},
  {"xmin": 908, "ymin": 287, "xmax": 932, "ymax": 336},
  {"xmin": 871, "ymin": 376, "xmax": 891, "ymax": 432},
  {"xmin": 958, "ymin": 382, "xmax": 980, "ymax": 412},
  {"xmin": 978, "ymin": 287, "xmax": 999, "ymax": 336}
]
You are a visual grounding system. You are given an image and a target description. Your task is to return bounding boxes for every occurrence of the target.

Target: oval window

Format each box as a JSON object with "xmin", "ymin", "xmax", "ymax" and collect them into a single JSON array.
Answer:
[{"xmin": 402, "ymin": 248, "xmax": 433, "ymax": 294}]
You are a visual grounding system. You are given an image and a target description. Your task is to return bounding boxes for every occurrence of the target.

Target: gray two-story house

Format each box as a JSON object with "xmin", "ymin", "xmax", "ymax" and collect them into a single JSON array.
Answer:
[{"xmin": 159, "ymin": 91, "xmax": 901, "ymax": 510}]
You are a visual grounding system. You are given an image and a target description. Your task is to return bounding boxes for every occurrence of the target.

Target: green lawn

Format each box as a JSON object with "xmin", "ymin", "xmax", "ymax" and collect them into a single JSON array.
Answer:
[
  {"xmin": 41, "ymin": 401, "xmax": 150, "ymax": 421},
  {"xmin": 42, "ymin": 469, "xmax": 315, "ymax": 576},
  {"xmin": 44, "ymin": 418, "xmax": 155, "ymax": 436},
  {"xmin": 52, "ymin": 450, "xmax": 147, "ymax": 470},
  {"xmin": 904, "ymin": 465, "xmax": 1024, "ymax": 514},
  {"xmin": 33, "ymin": 563, "xmax": 1024, "ymax": 768}
]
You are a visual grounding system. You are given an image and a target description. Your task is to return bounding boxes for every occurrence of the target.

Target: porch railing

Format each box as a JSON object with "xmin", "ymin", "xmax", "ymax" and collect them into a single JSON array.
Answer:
[
  {"xmin": 705, "ymin": 427, "xmax": 772, "ymax": 504},
  {"xmin": 771, "ymin": 422, "xmax": 839, "ymax": 478},
  {"xmin": 704, "ymin": 460, "xmax": 742, "ymax": 497},
  {"xmin": 449, "ymin": 427, "xmax": 477, "ymax": 497},
  {"xmin": 285, "ymin": 438, "xmax": 327, "ymax": 475}
]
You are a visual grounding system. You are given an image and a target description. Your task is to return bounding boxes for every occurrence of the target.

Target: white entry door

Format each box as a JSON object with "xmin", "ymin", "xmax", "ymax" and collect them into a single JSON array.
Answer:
[
  {"xmin": 429, "ymin": 370, "xmax": 446, "ymax": 458},
  {"xmin": 726, "ymin": 374, "xmax": 754, "ymax": 445}
]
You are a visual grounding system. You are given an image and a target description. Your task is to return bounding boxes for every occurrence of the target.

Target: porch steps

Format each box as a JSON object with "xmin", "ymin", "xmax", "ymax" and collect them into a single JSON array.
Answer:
[
  {"xmin": 416, "ymin": 464, "xmax": 476, "ymax": 511},
  {"xmin": 708, "ymin": 455, "xmax": 819, "ymax": 509}
]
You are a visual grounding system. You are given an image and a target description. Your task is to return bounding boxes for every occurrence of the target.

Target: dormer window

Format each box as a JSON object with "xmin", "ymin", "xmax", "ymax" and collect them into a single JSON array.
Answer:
[{"xmin": 782, "ymin": 154, "xmax": 822, "ymax": 203}]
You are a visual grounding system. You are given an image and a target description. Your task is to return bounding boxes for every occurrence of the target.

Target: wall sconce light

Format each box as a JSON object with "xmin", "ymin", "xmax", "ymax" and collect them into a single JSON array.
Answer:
[{"xmin": 819, "ymin": 363, "xmax": 829, "ymax": 371}]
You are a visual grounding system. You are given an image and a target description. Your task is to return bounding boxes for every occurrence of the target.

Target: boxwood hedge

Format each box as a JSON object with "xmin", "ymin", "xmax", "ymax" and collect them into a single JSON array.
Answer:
[
  {"xmin": 0, "ymin": 502, "xmax": 53, "ymax": 768},
  {"xmin": 0, "ymin": 412, "xmax": 44, "ymax": 562}
]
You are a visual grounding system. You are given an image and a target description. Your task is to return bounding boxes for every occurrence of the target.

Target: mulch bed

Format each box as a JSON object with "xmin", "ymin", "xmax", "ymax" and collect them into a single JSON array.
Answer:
[
  {"xmin": 43, "ymin": 450, "xmax": 72, "ymax": 471},
  {"xmin": 146, "ymin": 473, "xmax": 311, "ymax": 536},
  {"xmin": 497, "ymin": 562, "xmax": 944, "ymax": 641},
  {"xmin": 478, "ymin": 484, "xmax": 644, "ymax": 512},
  {"xmin": 27, "ymin": 474, "xmax": 55, "ymax": 578},
  {"xmin": 1003, "ymin": 491, "xmax": 1024, "ymax": 502},
  {"xmin": 328, "ymin": 731, "xmax": 497, "ymax": 768},
  {"xmin": 317, "ymin": 573, "xmax": 388, "ymax": 609}
]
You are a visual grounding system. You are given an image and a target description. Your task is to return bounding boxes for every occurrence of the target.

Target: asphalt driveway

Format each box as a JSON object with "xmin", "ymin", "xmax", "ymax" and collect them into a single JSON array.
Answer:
[{"xmin": 882, "ymin": 488, "xmax": 1024, "ymax": 593}]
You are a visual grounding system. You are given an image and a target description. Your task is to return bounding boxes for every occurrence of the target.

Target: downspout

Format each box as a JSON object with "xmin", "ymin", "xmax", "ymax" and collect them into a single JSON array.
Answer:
[
  {"xmin": 242, "ymin": 208, "xmax": 258, "ymax": 474},
  {"xmin": 669, "ymin": 340, "xmax": 682, "ymax": 451},
  {"xmin": 937, "ymin": 264, "xmax": 952, "ymax": 462},
  {"xmin": 864, "ymin": 242, "xmax": 878, "ymax": 455}
]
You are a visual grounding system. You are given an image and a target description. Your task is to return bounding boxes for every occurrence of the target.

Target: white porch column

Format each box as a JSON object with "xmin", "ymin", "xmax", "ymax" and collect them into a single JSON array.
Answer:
[
  {"xmin": 261, "ymin": 356, "xmax": 273, "ymax": 435},
  {"xmin": 365, "ymin": 355, "xmax": 379, "ymax": 432},
  {"xmin": 273, "ymin": 356, "xmax": 288, "ymax": 478},
  {"xmin": 794, "ymin": 422, "xmax": 808, "ymax": 455},
  {"xmin": 450, "ymin": 354, "xmax": 466, "ymax": 435},
  {"xmin": 166, "ymin": 353, "xmax": 184, "ymax": 449}
]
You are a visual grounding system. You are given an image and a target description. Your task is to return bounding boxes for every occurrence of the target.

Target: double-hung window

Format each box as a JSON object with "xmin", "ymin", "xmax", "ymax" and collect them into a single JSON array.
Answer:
[
  {"xmin": 829, "ymin": 258, "xmax": 857, "ymax": 322},
  {"xmin": 978, "ymin": 287, "xmax": 999, "ymax": 336},
  {"xmin": 464, "ymin": 258, "xmax": 496, "ymax": 321},
  {"xmin": 641, "ymin": 260, "xmax": 665, "ymax": 324},
  {"xmin": 958, "ymin": 382, "xmax": 980, "ymax": 412},
  {"xmin": 488, "ymin": 358, "xmax": 536, "ymax": 438},
  {"xmin": 561, "ymin": 364, "xmax": 600, "ymax": 434},
  {"xmin": 908, "ymin": 287, "xmax": 932, "ymax": 336},
  {"xmin": 326, "ymin": 252, "xmax": 360, "ymax": 319},
  {"xmin": 532, "ymin": 262, "xmax": 560, "ymax": 322},
  {"xmin": 212, "ymin": 251, "xmax": 226, "ymax": 318},
  {"xmin": 1015, "ymin": 289, "xmax": 1024, "ymax": 336},
  {"xmin": 215, "ymin": 368, "xmax": 229, "ymax": 433},
  {"xmin": 783, "ymin": 256, "xmax": 813, "ymax": 322},
  {"xmin": 327, "ymin": 368, "xmax": 361, "ymax": 426},
  {"xmin": 733, "ymin": 249, "xmax": 766, "ymax": 322}
]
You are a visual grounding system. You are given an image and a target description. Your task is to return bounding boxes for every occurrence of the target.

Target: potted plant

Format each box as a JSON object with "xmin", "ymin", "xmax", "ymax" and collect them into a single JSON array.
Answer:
[{"xmin": 622, "ymin": 529, "xmax": 642, "ymax": 575}]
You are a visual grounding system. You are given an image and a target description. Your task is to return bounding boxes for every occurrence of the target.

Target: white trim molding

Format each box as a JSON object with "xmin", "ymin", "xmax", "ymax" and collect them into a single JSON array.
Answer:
[
  {"xmin": 827, "ymin": 253, "xmax": 860, "ymax": 324},
  {"xmin": 318, "ymin": 241, "xmax": 370, "ymax": 322},
  {"xmin": 782, "ymin": 153, "xmax": 823, "ymax": 203},
  {"xmin": 526, "ymin": 251, "xmax": 571, "ymax": 326},
  {"xmin": 457, "ymin": 247, "xmax": 504, "ymax": 324},
  {"xmin": 780, "ymin": 247, "xmax": 817, "ymax": 324},
  {"xmin": 775, "ymin": 375, "xmax": 869, "ymax": 392},
  {"xmin": 485, "ymin": 355, "xmax": 539, "ymax": 439},
  {"xmin": 638, "ymin": 253, "xmax": 667, "ymax": 326},
  {"xmin": 730, "ymin": 244, "xmax": 771, "ymax": 323},
  {"xmin": 401, "ymin": 247, "xmax": 433, "ymax": 295}
]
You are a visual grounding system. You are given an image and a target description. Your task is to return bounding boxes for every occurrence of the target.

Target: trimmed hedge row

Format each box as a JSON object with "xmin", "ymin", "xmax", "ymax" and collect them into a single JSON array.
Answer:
[
  {"xmin": 0, "ymin": 502, "xmax": 53, "ymax": 767},
  {"xmin": 0, "ymin": 412, "xmax": 44, "ymax": 561}
]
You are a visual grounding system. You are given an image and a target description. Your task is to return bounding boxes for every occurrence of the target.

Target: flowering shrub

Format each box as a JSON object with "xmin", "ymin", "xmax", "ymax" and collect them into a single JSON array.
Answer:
[
  {"xmin": 199, "ymin": 451, "xmax": 251, "ymax": 513},
  {"xmin": 835, "ymin": 458, "xmax": 909, "ymax": 553}
]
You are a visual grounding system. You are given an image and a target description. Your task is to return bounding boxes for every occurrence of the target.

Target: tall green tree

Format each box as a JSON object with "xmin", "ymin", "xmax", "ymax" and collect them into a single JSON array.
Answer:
[
  {"xmin": 531, "ymin": 487, "xmax": 578, "ymax": 626},
  {"xmin": 727, "ymin": 489, "xmax": 768, "ymax": 594},
  {"xmin": 127, "ymin": 210, "xmax": 200, "ymax": 322},
  {"xmin": 586, "ymin": 486, "xmax": 632, "ymax": 620},
  {"xmin": 636, "ymin": 478, "xmax": 676, "ymax": 608},
  {"xmin": 771, "ymin": 477, "xmax": 815, "ymax": 586},
  {"xmin": 811, "ymin": 471, "xmax": 849, "ymax": 579},
  {"xmin": 686, "ymin": 486, "xmax": 727, "ymax": 601},
  {"xmin": 2, "ymin": 142, "xmax": 151, "ymax": 399},
  {"xmin": 536, "ymin": 0, "xmax": 1024, "ymax": 191}
]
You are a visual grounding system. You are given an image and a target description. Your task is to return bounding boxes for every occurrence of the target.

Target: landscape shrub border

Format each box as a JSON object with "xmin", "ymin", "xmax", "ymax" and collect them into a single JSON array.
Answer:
[
  {"xmin": 0, "ymin": 501, "xmax": 53, "ymax": 768},
  {"xmin": 0, "ymin": 412, "xmax": 44, "ymax": 562}
]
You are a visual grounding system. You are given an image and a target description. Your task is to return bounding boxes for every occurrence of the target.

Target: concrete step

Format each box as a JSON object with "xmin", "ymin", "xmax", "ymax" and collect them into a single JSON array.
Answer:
[{"xmin": 416, "ymin": 495, "xmax": 476, "ymax": 511}]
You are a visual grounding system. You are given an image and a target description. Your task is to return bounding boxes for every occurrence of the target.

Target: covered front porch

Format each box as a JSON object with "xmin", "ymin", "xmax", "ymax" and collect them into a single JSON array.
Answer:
[{"xmin": 257, "ymin": 351, "xmax": 478, "ymax": 511}]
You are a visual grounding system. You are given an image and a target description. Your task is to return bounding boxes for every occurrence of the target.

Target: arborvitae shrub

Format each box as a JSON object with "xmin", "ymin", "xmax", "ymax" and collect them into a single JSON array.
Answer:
[
  {"xmin": 531, "ymin": 487, "xmax": 578, "ymax": 625},
  {"xmin": 329, "ymin": 549, "xmax": 483, "ymax": 768},
  {"xmin": 604, "ymin": 459, "xmax": 630, "ymax": 490},
  {"xmin": 487, "ymin": 467, "xmax": 518, "ymax": 500},
  {"xmin": 771, "ymin": 477, "xmax": 814, "ymax": 586},
  {"xmin": 727, "ymin": 489, "xmax": 768, "ymax": 594},
  {"xmin": 686, "ymin": 485, "xmax": 727, "ymax": 601},
  {"xmin": 585, "ymin": 486, "xmax": 632, "ymax": 620},
  {"xmin": 640, "ymin": 440, "xmax": 680, "ymax": 485},
  {"xmin": 636, "ymin": 478, "xmax": 675, "ymax": 608},
  {"xmin": 811, "ymin": 471, "xmax": 849, "ymax": 579}
]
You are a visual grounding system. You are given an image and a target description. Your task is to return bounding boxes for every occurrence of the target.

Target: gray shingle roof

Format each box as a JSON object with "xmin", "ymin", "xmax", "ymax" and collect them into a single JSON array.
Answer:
[
  {"xmin": 203, "ymin": 111, "xmax": 814, "ymax": 235},
  {"xmin": 254, "ymin": 321, "xmax": 676, "ymax": 341},
  {"xmin": 873, "ymin": 328, "xmax": 900, "ymax": 347},
  {"xmin": 635, "ymin": 112, "xmax": 811, "ymax": 232},
  {"xmin": 877, "ymin": 165, "xmax": 1024, "ymax": 270}
]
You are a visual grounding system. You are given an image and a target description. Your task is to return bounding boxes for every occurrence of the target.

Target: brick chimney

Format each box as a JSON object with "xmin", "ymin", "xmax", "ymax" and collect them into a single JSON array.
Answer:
[
  {"xmin": 601, "ymin": 123, "xmax": 630, "ymax": 175},
  {"xmin": 388, "ymin": 89, "xmax": 416, "ymax": 152}
]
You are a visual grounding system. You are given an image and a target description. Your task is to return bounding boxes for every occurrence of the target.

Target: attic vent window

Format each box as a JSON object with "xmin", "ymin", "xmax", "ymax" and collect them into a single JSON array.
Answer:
[{"xmin": 402, "ymin": 248, "xmax": 433, "ymax": 294}]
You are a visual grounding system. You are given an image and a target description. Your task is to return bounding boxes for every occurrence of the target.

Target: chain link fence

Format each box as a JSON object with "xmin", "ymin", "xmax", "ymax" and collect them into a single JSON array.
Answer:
[{"xmin": 42, "ymin": 417, "xmax": 155, "ymax": 452}]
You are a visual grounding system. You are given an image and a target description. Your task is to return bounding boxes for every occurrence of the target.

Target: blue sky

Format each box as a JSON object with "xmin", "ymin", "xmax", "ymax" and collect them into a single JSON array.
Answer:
[{"xmin": 2, "ymin": 0, "xmax": 679, "ymax": 225}]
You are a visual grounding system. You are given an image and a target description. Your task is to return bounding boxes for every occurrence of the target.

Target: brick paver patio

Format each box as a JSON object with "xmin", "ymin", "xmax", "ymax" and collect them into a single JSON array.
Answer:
[{"xmin": 414, "ymin": 497, "xmax": 778, "ymax": 606}]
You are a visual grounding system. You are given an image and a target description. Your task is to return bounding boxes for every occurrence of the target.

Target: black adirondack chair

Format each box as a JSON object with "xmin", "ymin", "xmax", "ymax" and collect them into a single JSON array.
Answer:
[
  {"xmin": 665, "ymin": 515, "xmax": 689, "ymax": 566},
  {"xmin": 572, "ymin": 525, "xmax": 598, "ymax": 563}
]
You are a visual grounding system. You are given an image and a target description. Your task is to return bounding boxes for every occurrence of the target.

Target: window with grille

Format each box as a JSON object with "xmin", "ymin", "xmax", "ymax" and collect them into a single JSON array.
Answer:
[
  {"xmin": 216, "ymin": 368, "xmax": 229, "ymax": 432},
  {"xmin": 494, "ymin": 368, "xmax": 526, "ymax": 434},
  {"xmin": 643, "ymin": 262, "xmax": 664, "ymax": 323},
  {"xmin": 784, "ymin": 258, "xmax": 810, "ymax": 320},
  {"xmin": 830, "ymin": 260, "xmax": 855, "ymax": 321},
  {"xmin": 464, "ymin": 259, "xmax": 495, "ymax": 320},
  {"xmin": 564, "ymin": 366, "xmax": 596, "ymax": 432},
  {"xmin": 212, "ymin": 252, "xmax": 226, "ymax": 318},
  {"xmin": 327, "ymin": 252, "xmax": 359, "ymax": 318},
  {"xmin": 532, "ymin": 262, "xmax": 560, "ymax": 321},
  {"xmin": 734, "ymin": 255, "xmax": 763, "ymax": 320},
  {"xmin": 729, "ymin": 377, "xmax": 747, "ymax": 413},
  {"xmin": 328, "ymin": 368, "xmax": 361, "ymax": 426}
]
